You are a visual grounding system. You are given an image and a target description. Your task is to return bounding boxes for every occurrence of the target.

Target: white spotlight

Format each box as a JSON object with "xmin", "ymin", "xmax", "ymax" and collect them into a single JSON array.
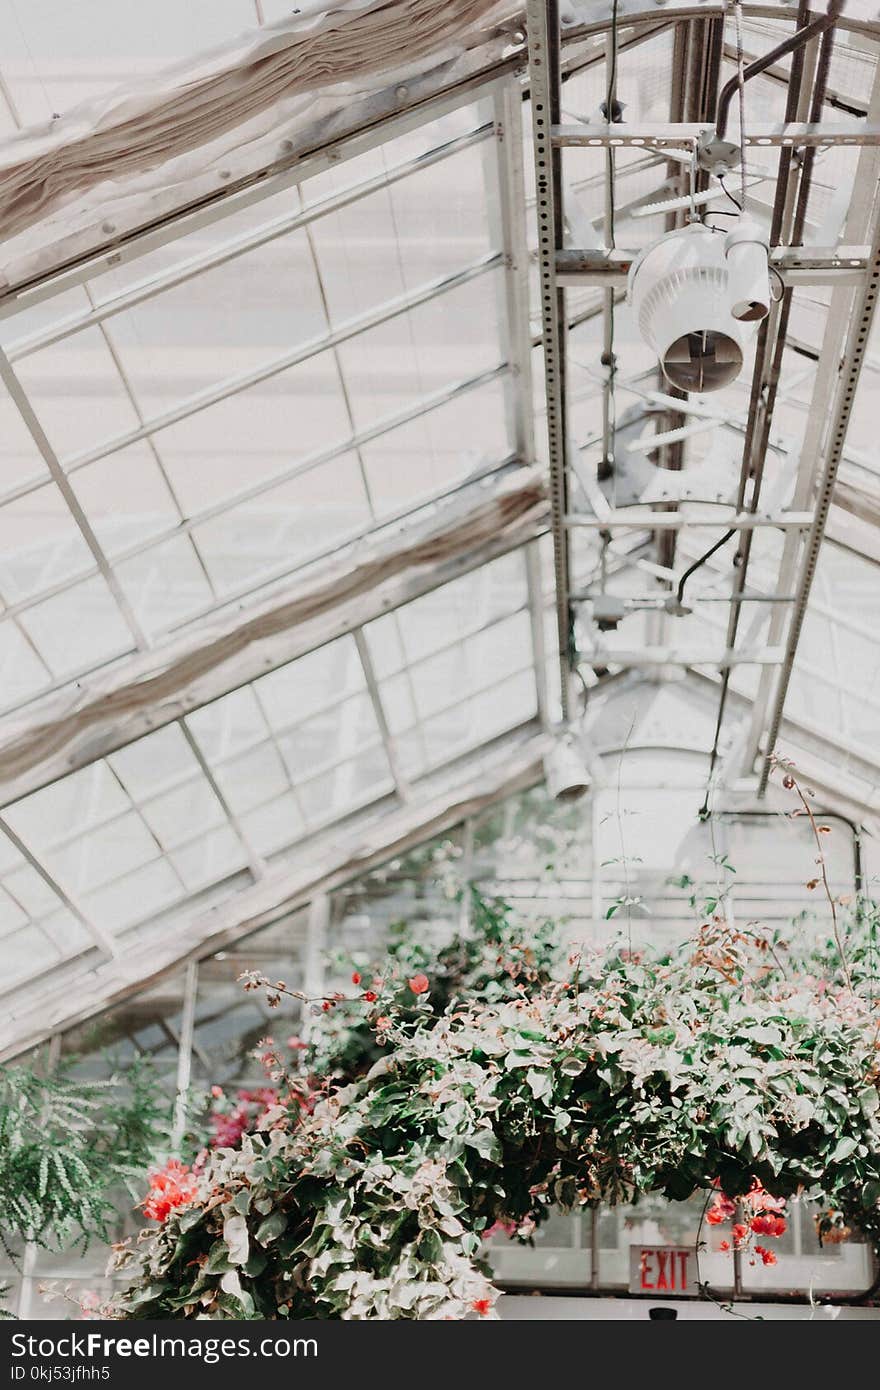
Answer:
[
  {"xmin": 544, "ymin": 732, "xmax": 591, "ymax": 803},
  {"xmin": 724, "ymin": 218, "xmax": 771, "ymax": 323},
  {"xmin": 628, "ymin": 223, "xmax": 747, "ymax": 392}
]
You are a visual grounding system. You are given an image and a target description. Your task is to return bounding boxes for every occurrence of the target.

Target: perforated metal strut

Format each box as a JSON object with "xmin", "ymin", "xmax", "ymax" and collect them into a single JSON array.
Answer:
[
  {"xmin": 757, "ymin": 197, "xmax": 880, "ymax": 794},
  {"xmin": 525, "ymin": 0, "xmax": 574, "ymax": 721}
]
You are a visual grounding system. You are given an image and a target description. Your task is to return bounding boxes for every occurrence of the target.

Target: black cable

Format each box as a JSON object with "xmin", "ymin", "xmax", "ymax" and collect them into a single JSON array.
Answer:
[
  {"xmin": 601, "ymin": 0, "xmax": 620, "ymax": 479},
  {"xmin": 701, "ymin": 208, "xmax": 740, "ymax": 230},
  {"xmin": 717, "ymin": 174, "xmax": 743, "ymax": 212},
  {"xmin": 605, "ymin": 0, "xmax": 619, "ymax": 123},
  {"xmin": 676, "ymin": 528, "xmax": 737, "ymax": 608},
  {"xmin": 605, "ymin": 0, "xmax": 619, "ymax": 252}
]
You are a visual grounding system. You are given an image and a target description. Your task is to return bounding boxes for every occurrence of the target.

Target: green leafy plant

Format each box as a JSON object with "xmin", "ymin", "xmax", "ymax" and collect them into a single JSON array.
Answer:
[
  {"xmin": 188, "ymin": 887, "xmax": 561, "ymax": 1155},
  {"xmin": 110, "ymin": 907, "xmax": 880, "ymax": 1320},
  {"xmin": 0, "ymin": 1058, "xmax": 168, "ymax": 1256},
  {"xmin": 305, "ymin": 887, "xmax": 560, "ymax": 1083}
]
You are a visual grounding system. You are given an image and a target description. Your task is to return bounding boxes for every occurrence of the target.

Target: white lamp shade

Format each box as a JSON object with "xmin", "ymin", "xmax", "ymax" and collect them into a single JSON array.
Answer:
[
  {"xmin": 543, "ymin": 735, "xmax": 590, "ymax": 803},
  {"xmin": 725, "ymin": 219, "xmax": 771, "ymax": 323}
]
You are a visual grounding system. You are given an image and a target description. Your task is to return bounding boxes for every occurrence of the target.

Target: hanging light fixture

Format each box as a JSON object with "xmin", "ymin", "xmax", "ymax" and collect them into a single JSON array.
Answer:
[
  {"xmin": 724, "ymin": 217, "xmax": 771, "ymax": 322},
  {"xmin": 543, "ymin": 730, "xmax": 591, "ymax": 803}
]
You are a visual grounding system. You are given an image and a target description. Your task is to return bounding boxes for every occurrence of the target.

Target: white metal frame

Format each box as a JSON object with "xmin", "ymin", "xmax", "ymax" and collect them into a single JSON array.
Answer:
[{"xmin": 0, "ymin": 2, "xmax": 878, "ymax": 1053}]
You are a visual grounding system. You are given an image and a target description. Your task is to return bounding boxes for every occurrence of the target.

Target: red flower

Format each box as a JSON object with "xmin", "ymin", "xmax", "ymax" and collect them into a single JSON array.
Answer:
[
  {"xmin": 706, "ymin": 1192, "xmax": 736, "ymax": 1224},
  {"xmin": 363, "ymin": 990, "xmax": 378, "ymax": 1003},
  {"xmin": 719, "ymin": 1240, "xmax": 730, "ymax": 1252},
  {"xmin": 321, "ymin": 1000, "xmax": 332, "ymax": 1012},
  {"xmin": 409, "ymin": 973, "xmax": 430, "ymax": 995},
  {"xmin": 750, "ymin": 1214, "xmax": 786, "ymax": 1238},
  {"xmin": 745, "ymin": 1182, "xmax": 785, "ymax": 1215},
  {"xmin": 731, "ymin": 1223, "xmax": 749, "ymax": 1249},
  {"xmin": 471, "ymin": 1298, "xmax": 492, "ymax": 1316},
  {"xmin": 142, "ymin": 1159, "xmax": 198, "ymax": 1223},
  {"xmin": 754, "ymin": 1245, "xmax": 777, "ymax": 1266},
  {"xmin": 351, "ymin": 972, "xmax": 361, "ymax": 986}
]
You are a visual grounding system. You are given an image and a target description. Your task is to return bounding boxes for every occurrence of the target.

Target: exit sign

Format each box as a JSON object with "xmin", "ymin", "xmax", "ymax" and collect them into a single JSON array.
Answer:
[{"xmin": 629, "ymin": 1245, "xmax": 697, "ymax": 1296}]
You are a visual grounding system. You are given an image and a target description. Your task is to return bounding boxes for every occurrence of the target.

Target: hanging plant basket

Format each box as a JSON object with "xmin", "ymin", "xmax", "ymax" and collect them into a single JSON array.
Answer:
[{"xmin": 110, "ymin": 911, "xmax": 880, "ymax": 1320}]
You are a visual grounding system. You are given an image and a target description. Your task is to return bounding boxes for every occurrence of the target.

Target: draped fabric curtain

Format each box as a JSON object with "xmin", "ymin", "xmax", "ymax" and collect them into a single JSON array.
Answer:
[{"xmin": 0, "ymin": 0, "xmax": 515, "ymax": 255}]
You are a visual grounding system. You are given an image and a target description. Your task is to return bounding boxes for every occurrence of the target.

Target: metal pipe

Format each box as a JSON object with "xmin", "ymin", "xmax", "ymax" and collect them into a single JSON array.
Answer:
[{"xmin": 715, "ymin": 0, "xmax": 845, "ymax": 139}]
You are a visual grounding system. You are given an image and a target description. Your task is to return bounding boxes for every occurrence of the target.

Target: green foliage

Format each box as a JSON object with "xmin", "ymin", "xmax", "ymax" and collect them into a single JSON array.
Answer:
[
  {"xmin": 306, "ymin": 887, "xmax": 560, "ymax": 1084},
  {"xmin": 111, "ymin": 913, "xmax": 880, "ymax": 1321},
  {"xmin": 0, "ymin": 1058, "xmax": 168, "ymax": 1252}
]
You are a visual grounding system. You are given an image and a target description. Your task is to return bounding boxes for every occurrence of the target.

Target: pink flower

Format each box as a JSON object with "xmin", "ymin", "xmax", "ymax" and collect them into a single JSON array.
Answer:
[
  {"xmin": 286, "ymin": 1036, "xmax": 307, "ymax": 1050},
  {"xmin": 78, "ymin": 1291, "xmax": 102, "ymax": 1320},
  {"xmin": 482, "ymin": 1219, "xmax": 517, "ymax": 1241},
  {"xmin": 745, "ymin": 1181, "xmax": 785, "ymax": 1215},
  {"xmin": 142, "ymin": 1159, "xmax": 198, "ymax": 1223},
  {"xmin": 408, "ymin": 973, "xmax": 430, "ymax": 995}
]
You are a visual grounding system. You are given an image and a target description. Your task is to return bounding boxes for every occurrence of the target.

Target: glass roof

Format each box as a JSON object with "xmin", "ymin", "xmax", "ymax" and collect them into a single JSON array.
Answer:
[{"xmin": 0, "ymin": 2, "xmax": 879, "ymax": 1052}]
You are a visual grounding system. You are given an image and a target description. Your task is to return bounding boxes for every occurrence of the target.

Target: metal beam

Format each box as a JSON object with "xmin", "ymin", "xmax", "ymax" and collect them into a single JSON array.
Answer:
[
  {"xmin": 490, "ymin": 80, "xmax": 537, "ymax": 465},
  {"xmin": 552, "ymin": 119, "xmax": 880, "ymax": 148},
  {"xmin": 0, "ymin": 469, "xmax": 547, "ymax": 809},
  {"xmin": 353, "ymin": 627, "xmax": 411, "ymax": 803},
  {"xmin": 0, "ymin": 360, "xmax": 511, "ymax": 552},
  {"xmin": 555, "ymin": 245, "xmax": 870, "ymax": 286},
  {"xmin": 2, "ymin": 3, "xmax": 877, "ymax": 312},
  {"xmin": 301, "ymin": 894, "xmax": 330, "ymax": 1046},
  {"xmin": 178, "ymin": 720, "xmax": 267, "ymax": 882},
  {"xmin": 171, "ymin": 960, "xmax": 198, "ymax": 1151},
  {"xmin": 579, "ymin": 646, "xmax": 784, "ymax": 667},
  {"xmin": 4, "ymin": 121, "xmax": 496, "ymax": 361},
  {"xmin": 565, "ymin": 509, "xmax": 814, "ymax": 529},
  {"xmin": 525, "ymin": 541, "xmax": 551, "ymax": 729},
  {"xmin": 0, "ymin": 812, "xmax": 118, "ymax": 960},
  {"xmin": 0, "ymin": 346, "xmax": 149, "ymax": 653},
  {"xmin": 0, "ymin": 34, "xmax": 526, "ymax": 311},
  {"xmin": 490, "ymin": 77, "xmax": 551, "ymax": 736},
  {"xmin": 60, "ymin": 253, "xmax": 501, "ymax": 475},
  {"xmin": 0, "ymin": 726, "xmax": 550, "ymax": 1059},
  {"xmin": 743, "ymin": 62, "xmax": 880, "ymax": 782},
  {"xmin": 756, "ymin": 193, "xmax": 880, "ymax": 793},
  {"xmin": 526, "ymin": 0, "xmax": 575, "ymax": 721}
]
